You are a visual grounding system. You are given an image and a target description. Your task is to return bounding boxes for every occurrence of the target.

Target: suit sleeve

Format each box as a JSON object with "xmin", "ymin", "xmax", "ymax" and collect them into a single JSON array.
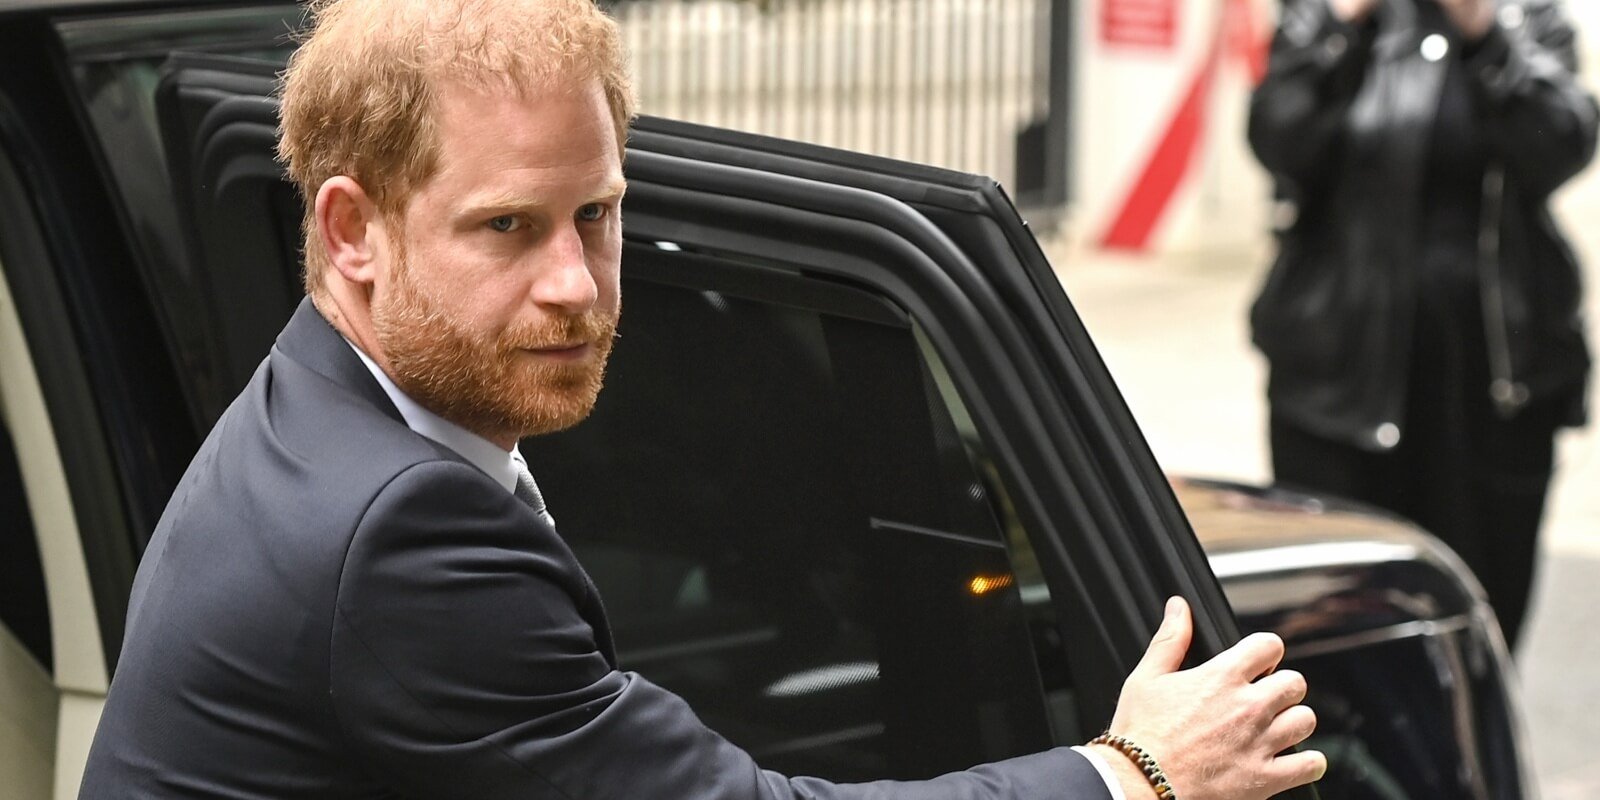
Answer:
[
  {"xmin": 329, "ymin": 460, "xmax": 1112, "ymax": 800},
  {"xmin": 1248, "ymin": 0, "xmax": 1378, "ymax": 190},
  {"xmin": 1463, "ymin": 0, "xmax": 1599, "ymax": 197}
]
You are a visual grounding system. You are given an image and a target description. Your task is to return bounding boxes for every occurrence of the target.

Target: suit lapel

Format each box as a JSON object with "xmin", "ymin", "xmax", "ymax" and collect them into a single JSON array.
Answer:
[
  {"xmin": 273, "ymin": 298, "xmax": 405, "ymax": 426},
  {"xmin": 276, "ymin": 298, "xmax": 621, "ymax": 668}
]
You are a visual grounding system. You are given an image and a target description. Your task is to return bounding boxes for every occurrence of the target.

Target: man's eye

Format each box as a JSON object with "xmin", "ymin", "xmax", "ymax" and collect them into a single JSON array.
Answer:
[
  {"xmin": 487, "ymin": 216, "xmax": 523, "ymax": 233},
  {"xmin": 577, "ymin": 203, "xmax": 607, "ymax": 222}
]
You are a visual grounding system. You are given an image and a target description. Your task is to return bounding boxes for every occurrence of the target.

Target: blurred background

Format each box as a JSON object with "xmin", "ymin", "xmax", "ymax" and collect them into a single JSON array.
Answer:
[{"xmin": 599, "ymin": 0, "xmax": 1600, "ymax": 796}]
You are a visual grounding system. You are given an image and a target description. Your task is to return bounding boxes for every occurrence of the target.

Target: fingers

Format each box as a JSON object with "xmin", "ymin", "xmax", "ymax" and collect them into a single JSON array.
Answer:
[
  {"xmin": 1131, "ymin": 597, "xmax": 1193, "ymax": 678},
  {"xmin": 1265, "ymin": 704, "xmax": 1318, "ymax": 751},
  {"xmin": 1262, "ymin": 747, "xmax": 1329, "ymax": 796},
  {"xmin": 1212, "ymin": 631, "xmax": 1286, "ymax": 681},
  {"xmin": 1252, "ymin": 668, "xmax": 1308, "ymax": 713}
]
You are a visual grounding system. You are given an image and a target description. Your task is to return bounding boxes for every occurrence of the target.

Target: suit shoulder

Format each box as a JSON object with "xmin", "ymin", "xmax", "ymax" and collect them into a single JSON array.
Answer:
[
  {"xmin": 348, "ymin": 458, "xmax": 552, "ymax": 560},
  {"xmin": 148, "ymin": 347, "xmax": 471, "ymax": 595}
]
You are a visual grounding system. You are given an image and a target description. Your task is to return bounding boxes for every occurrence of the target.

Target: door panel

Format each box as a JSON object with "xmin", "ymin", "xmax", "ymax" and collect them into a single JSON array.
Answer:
[{"xmin": 0, "ymin": 624, "xmax": 55, "ymax": 800}]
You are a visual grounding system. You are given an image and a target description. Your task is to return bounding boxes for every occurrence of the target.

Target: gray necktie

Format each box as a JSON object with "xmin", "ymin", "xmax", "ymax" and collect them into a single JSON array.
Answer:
[{"xmin": 512, "ymin": 457, "xmax": 556, "ymax": 528}]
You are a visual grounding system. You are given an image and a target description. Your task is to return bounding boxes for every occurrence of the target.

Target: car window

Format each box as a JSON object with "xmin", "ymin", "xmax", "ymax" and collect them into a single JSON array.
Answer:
[
  {"xmin": 0, "ymin": 412, "xmax": 49, "ymax": 672},
  {"xmin": 524, "ymin": 243, "xmax": 1083, "ymax": 781}
]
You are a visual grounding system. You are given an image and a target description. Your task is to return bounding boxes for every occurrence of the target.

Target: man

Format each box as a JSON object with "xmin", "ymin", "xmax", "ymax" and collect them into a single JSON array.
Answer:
[{"xmin": 81, "ymin": 1, "xmax": 1326, "ymax": 797}]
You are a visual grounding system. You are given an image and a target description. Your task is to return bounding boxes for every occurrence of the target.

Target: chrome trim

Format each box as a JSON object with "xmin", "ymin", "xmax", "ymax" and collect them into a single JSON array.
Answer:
[
  {"xmin": 1209, "ymin": 540, "xmax": 1422, "ymax": 580},
  {"xmin": 1283, "ymin": 615, "xmax": 1471, "ymax": 660}
]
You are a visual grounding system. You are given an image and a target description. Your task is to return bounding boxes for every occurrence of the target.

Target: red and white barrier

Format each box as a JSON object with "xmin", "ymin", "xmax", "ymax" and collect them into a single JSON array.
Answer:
[{"xmin": 1075, "ymin": 0, "xmax": 1273, "ymax": 255}]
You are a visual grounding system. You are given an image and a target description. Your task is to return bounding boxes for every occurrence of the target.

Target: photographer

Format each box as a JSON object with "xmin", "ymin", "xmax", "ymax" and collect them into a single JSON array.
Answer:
[{"xmin": 1248, "ymin": 0, "xmax": 1597, "ymax": 648}]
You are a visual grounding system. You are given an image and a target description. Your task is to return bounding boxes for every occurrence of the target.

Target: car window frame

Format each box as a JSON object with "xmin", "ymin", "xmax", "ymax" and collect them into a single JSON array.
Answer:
[{"xmin": 617, "ymin": 130, "xmax": 1240, "ymax": 720}]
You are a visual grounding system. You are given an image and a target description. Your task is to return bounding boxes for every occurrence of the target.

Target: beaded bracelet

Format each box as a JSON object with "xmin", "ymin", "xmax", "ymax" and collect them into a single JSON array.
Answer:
[{"xmin": 1088, "ymin": 732, "xmax": 1178, "ymax": 800}]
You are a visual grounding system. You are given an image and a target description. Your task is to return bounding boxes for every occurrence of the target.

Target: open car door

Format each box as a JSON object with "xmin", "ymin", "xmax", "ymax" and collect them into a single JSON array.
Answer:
[{"xmin": 595, "ymin": 113, "xmax": 1265, "ymax": 742}]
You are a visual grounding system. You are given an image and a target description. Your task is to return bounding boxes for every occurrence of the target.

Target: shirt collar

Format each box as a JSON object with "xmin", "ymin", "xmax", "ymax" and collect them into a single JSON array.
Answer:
[{"xmin": 345, "ymin": 338, "xmax": 521, "ymax": 494}]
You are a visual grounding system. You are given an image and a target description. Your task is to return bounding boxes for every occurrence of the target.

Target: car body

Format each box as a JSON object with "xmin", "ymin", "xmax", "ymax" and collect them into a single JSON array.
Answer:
[{"xmin": 0, "ymin": 1, "xmax": 1529, "ymax": 798}]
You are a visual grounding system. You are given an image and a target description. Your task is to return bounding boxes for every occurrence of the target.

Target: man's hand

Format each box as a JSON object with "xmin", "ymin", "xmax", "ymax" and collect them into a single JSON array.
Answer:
[
  {"xmin": 1328, "ymin": 0, "xmax": 1383, "ymax": 24},
  {"xmin": 1435, "ymin": 0, "xmax": 1496, "ymax": 41},
  {"xmin": 1093, "ymin": 597, "xmax": 1326, "ymax": 800}
]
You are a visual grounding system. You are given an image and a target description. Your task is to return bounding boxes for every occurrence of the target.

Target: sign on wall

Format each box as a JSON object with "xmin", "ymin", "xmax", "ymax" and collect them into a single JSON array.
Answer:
[{"xmin": 1099, "ymin": 0, "xmax": 1179, "ymax": 50}]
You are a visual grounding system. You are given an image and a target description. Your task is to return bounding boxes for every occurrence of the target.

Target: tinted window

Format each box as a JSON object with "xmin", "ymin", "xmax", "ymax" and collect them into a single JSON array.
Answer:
[{"xmin": 527, "ymin": 244, "xmax": 1081, "ymax": 780}]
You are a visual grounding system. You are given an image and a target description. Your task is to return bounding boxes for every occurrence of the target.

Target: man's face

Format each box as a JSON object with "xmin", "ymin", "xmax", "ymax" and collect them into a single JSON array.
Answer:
[{"xmin": 370, "ymin": 77, "xmax": 625, "ymax": 443}]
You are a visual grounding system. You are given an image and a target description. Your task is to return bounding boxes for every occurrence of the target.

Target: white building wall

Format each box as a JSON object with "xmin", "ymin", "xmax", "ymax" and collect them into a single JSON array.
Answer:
[
  {"xmin": 1067, "ymin": 0, "xmax": 1274, "ymax": 258},
  {"xmin": 613, "ymin": 0, "xmax": 1595, "ymax": 261},
  {"xmin": 1065, "ymin": 0, "xmax": 1600, "ymax": 259}
]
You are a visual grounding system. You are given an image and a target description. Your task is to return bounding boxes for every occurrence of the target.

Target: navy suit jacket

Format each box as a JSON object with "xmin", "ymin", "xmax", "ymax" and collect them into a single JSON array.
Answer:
[{"xmin": 80, "ymin": 299, "xmax": 1112, "ymax": 799}]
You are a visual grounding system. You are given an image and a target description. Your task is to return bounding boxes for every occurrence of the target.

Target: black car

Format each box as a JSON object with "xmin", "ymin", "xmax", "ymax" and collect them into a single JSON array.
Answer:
[{"xmin": 0, "ymin": 2, "xmax": 1529, "ymax": 798}]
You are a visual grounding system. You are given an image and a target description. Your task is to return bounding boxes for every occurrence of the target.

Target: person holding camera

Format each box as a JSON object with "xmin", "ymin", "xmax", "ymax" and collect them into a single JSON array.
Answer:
[{"xmin": 1248, "ymin": 0, "xmax": 1597, "ymax": 649}]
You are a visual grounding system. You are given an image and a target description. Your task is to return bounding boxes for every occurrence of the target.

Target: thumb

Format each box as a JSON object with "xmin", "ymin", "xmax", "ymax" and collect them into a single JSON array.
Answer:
[{"xmin": 1132, "ymin": 596, "xmax": 1192, "ymax": 678}]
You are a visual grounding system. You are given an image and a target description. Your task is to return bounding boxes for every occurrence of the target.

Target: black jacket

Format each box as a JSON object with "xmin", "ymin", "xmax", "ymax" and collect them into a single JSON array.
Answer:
[{"xmin": 1248, "ymin": 0, "xmax": 1597, "ymax": 451}]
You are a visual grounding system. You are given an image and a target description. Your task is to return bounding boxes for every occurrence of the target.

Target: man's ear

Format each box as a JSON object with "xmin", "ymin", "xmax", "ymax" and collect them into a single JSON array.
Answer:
[{"xmin": 314, "ymin": 176, "xmax": 386, "ymax": 287}]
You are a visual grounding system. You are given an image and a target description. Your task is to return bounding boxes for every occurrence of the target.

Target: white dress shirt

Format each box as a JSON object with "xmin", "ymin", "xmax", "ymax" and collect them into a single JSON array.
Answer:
[
  {"xmin": 346, "ymin": 340, "xmax": 523, "ymax": 495},
  {"xmin": 1071, "ymin": 746, "xmax": 1126, "ymax": 800}
]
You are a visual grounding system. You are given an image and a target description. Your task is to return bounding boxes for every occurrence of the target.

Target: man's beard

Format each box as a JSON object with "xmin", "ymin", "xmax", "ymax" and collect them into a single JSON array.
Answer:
[{"xmin": 371, "ymin": 247, "xmax": 617, "ymax": 441}]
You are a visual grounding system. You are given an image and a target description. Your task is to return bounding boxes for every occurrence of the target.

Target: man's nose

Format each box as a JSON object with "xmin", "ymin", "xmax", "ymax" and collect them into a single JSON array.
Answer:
[{"xmin": 531, "ymin": 224, "xmax": 599, "ymax": 312}]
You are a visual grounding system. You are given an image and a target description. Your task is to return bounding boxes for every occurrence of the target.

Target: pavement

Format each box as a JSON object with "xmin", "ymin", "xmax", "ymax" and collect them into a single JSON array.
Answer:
[{"xmin": 1041, "ymin": 179, "xmax": 1600, "ymax": 799}]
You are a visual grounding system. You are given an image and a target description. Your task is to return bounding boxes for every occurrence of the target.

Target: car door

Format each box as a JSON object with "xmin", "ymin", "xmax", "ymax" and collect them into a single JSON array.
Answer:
[{"xmin": 146, "ymin": 48, "xmax": 1323, "ymax": 796}]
